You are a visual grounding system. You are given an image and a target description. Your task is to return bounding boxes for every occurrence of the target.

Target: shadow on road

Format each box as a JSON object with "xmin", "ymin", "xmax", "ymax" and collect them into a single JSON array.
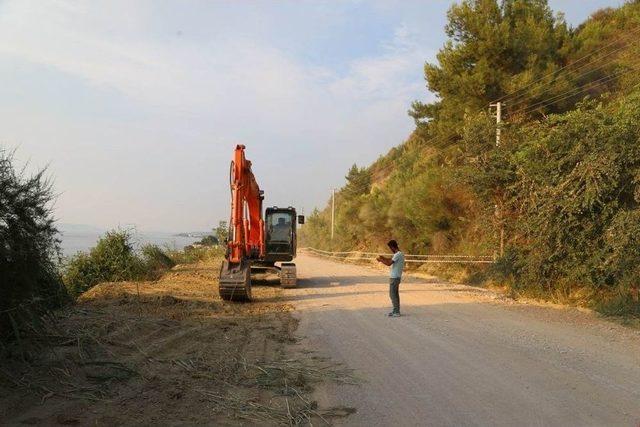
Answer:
[{"xmin": 296, "ymin": 275, "xmax": 439, "ymax": 288}]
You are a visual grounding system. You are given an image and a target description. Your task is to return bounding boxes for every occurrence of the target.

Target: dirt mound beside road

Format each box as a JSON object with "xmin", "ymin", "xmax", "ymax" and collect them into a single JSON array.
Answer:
[{"xmin": 0, "ymin": 260, "xmax": 355, "ymax": 425}]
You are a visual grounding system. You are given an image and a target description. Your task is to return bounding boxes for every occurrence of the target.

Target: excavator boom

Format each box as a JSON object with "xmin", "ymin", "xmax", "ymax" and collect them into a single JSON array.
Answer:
[
  {"xmin": 228, "ymin": 145, "xmax": 264, "ymax": 263},
  {"xmin": 219, "ymin": 145, "xmax": 264, "ymax": 301}
]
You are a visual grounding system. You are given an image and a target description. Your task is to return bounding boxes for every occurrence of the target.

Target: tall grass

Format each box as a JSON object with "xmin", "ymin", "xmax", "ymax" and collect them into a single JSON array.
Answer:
[
  {"xmin": 1, "ymin": 149, "xmax": 68, "ymax": 346},
  {"xmin": 165, "ymin": 245, "xmax": 224, "ymax": 264}
]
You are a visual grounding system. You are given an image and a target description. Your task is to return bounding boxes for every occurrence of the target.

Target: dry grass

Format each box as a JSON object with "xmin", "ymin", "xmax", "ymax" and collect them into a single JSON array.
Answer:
[{"xmin": 0, "ymin": 258, "xmax": 356, "ymax": 425}]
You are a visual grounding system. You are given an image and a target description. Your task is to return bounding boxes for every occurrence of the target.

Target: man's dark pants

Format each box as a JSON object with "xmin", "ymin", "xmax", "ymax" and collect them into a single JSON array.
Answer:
[{"xmin": 389, "ymin": 277, "xmax": 401, "ymax": 313}]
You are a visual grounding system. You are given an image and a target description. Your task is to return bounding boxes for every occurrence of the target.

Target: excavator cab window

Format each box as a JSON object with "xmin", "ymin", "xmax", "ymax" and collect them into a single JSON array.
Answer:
[
  {"xmin": 268, "ymin": 213, "xmax": 292, "ymax": 243},
  {"xmin": 265, "ymin": 208, "xmax": 296, "ymax": 260}
]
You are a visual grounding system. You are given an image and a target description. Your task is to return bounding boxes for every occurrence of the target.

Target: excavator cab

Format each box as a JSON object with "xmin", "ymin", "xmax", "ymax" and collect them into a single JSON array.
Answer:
[
  {"xmin": 264, "ymin": 207, "xmax": 298, "ymax": 262},
  {"xmin": 260, "ymin": 207, "xmax": 303, "ymax": 288}
]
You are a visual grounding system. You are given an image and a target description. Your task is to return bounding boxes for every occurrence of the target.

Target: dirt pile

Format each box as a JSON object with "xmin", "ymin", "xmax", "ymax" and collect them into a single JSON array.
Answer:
[{"xmin": 0, "ymin": 260, "xmax": 356, "ymax": 425}]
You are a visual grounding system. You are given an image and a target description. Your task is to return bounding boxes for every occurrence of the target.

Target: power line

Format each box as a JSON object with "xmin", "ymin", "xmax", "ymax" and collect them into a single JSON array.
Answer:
[
  {"xmin": 341, "ymin": 64, "xmax": 637, "ymax": 197},
  {"xmin": 495, "ymin": 25, "xmax": 640, "ymax": 104},
  {"xmin": 318, "ymin": 27, "xmax": 640, "ymax": 258},
  {"xmin": 503, "ymin": 37, "xmax": 638, "ymax": 108},
  {"xmin": 341, "ymin": 134, "xmax": 460, "ymax": 195},
  {"xmin": 506, "ymin": 40, "xmax": 639, "ymax": 112},
  {"xmin": 518, "ymin": 61, "xmax": 640, "ymax": 115},
  {"xmin": 340, "ymin": 135, "xmax": 472, "ymax": 197},
  {"xmin": 335, "ymin": 38, "xmax": 640, "ymax": 197}
]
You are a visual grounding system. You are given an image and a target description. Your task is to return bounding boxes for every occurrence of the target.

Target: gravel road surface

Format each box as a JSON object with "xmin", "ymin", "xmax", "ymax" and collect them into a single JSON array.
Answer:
[{"xmin": 289, "ymin": 252, "xmax": 640, "ymax": 427}]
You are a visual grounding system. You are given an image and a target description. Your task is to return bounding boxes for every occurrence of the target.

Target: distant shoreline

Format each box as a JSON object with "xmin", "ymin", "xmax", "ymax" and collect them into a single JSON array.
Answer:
[
  {"xmin": 58, "ymin": 230, "xmax": 202, "ymax": 257},
  {"xmin": 173, "ymin": 232, "xmax": 211, "ymax": 238}
]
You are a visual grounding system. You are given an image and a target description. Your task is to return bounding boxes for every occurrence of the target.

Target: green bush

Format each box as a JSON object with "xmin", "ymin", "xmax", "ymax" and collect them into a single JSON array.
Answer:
[
  {"xmin": 141, "ymin": 244, "xmax": 176, "ymax": 278},
  {"xmin": 63, "ymin": 230, "xmax": 177, "ymax": 297},
  {"xmin": 63, "ymin": 252, "xmax": 99, "ymax": 297},
  {"xmin": 197, "ymin": 235, "xmax": 218, "ymax": 246},
  {"xmin": 63, "ymin": 230, "xmax": 224, "ymax": 297},
  {"xmin": 90, "ymin": 230, "xmax": 145, "ymax": 281},
  {"xmin": 166, "ymin": 246, "xmax": 223, "ymax": 265},
  {"xmin": 0, "ymin": 149, "xmax": 68, "ymax": 343},
  {"xmin": 470, "ymin": 91, "xmax": 640, "ymax": 314}
]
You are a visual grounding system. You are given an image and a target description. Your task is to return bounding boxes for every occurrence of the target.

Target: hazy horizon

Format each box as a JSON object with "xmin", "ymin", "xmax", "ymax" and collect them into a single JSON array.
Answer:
[
  {"xmin": 0, "ymin": 0, "xmax": 624, "ymax": 232},
  {"xmin": 57, "ymin": 222, "xmax": 203, "ymax": 234}
]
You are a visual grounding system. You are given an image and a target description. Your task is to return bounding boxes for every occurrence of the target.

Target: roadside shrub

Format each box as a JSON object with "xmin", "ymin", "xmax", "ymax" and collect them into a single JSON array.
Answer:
[
  {"xmin": 595, "ymin": 284, "xmax": 640, "ymax": 318},
  {"xmin": 64, "ymin": 230, "xmax": 144, "ymax": 296},
  {"xmin": 63, "ymin": 252, "xmax": 99, "ymax": 297},
  {"xmin": 166, "ymin": 246, "xmax": 223, "ymax": 265},
  {"xmin": 141, "ymin": 244, "xmax": 176, "ymax": 279},
  {"xmin": 0, "ymin": 149, "xmax": 68, "ymax": 343},
  {"xmin": 483, "ymin": 92, "xmax": 640, "ymax": 314},
  {"xmin": 63, "ymin": 232, "xmax": 180, "ymax": 297},
  {"xmin": 197, "ymin": 235, "xmax": 218, "ymax": 246},
  {"xmin": 90, "ymin": 230, "xmax": 145, "ymax": 280},
  {"xmin": 490, "ymin": 247, "xmax": 523, "ymax": 286}
]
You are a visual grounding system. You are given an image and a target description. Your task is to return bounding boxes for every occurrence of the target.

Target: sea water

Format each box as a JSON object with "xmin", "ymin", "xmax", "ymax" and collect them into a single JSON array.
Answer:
[{"xmin": 59, "ymin": 230, "xmax": 201, "ymax": 257}]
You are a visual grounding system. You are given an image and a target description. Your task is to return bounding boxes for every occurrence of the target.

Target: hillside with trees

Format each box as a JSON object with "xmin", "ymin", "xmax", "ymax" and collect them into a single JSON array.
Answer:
[{"xmin": 302, "ymin": 0, "xmax": 640, "ymax": 316}]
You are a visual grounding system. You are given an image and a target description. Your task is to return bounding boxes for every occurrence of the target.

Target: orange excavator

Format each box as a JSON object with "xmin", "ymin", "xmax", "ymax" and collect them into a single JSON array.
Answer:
[{"xmin": 219, "ymin": 144, "xmax": 304, "ymax": 301}]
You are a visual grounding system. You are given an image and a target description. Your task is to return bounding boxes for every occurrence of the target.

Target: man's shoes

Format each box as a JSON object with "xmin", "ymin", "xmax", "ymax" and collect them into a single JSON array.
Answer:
[
  {"xmin": 388, "ymin": 312, "xmax": 401, "ymax": 317},
  {"xmin": 387, "ymin": 312, "xmax": 395, "ymax": 317}
]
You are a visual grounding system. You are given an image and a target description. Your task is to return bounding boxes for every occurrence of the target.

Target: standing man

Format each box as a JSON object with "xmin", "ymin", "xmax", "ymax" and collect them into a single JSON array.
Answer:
[{"xmin": 377, "ymin": 240, "xmax": 405, "ymax": 317}]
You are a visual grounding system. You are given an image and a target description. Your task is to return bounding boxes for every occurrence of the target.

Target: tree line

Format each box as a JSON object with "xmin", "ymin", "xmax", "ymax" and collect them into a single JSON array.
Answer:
[{"xmin": 302, "ymin": 0, "xmax": 640, "ymax": 316}]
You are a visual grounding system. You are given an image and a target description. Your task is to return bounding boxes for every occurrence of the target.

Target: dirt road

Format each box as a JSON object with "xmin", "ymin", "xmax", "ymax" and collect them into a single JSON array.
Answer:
[
  {"xmin": 291, "ymin": 252, "xmax": 640, "ymax": 426},
  {"xmin": 2, "ymin": 253, "xmax": 638, "ymax": 425}
]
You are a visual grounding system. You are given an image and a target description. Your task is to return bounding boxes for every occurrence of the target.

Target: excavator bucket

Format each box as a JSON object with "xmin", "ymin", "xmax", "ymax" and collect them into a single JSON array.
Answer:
[{"xmin": 219, "ymin": 259, "xmax": 252, "ymax": 301}]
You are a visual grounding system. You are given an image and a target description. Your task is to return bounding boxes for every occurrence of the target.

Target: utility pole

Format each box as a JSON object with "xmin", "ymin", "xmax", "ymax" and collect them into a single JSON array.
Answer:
[
  {"xmin": 490, "ymin": 101, "xmax": 505, "ymax": 256},
  {"xmin": 331, "ymin": 188, "xmax": 336, "ymax": 240},
  {"xmin": 490, "ymin": 101, "xmax": 502, "ymax": 147}
]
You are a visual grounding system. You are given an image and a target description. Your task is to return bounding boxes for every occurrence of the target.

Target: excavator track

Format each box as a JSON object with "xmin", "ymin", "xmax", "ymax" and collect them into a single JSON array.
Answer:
[
  {"xmin": 219, "ymin": 260, "xmax": 252, "ymax": 301},
  {"xmin": 280, "ymin": 262, "xmax": 297, "ymax": 288}
]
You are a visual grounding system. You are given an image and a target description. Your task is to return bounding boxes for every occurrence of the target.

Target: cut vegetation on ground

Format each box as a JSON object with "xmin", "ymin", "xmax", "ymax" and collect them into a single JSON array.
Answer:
[{"xmin": 0, "ymin": 257, "xmax": 357, "ymax": 425}]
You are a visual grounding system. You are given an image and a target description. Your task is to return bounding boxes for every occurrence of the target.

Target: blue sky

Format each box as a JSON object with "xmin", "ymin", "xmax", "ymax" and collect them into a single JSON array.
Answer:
[{"xmin": 0, "ymin": 0, "xmax": 626, "ymax": 231}]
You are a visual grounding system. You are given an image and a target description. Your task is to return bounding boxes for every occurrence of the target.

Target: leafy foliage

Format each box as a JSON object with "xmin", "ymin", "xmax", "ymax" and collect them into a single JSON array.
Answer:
[
  {"xmin": 63, "ymin": 230, "xmax": 176, "ymax": 297},
  {"xmin": 214, "ymin": 220, "xmax": 229, "ymax": 245},
  {"xmin": 198, "ymin": 235, "xmax": 219, "ymax": 246},
  {"xmin": 411, "ymin": 0, "xmax": 572, "ymax": 142},
  {"xmin": 304, "ymin": 0, "xmax": 640, "ymax": 316},
  {"xmin": 484, "ymin": 94, "xmax": 640, "ymax": 308},
  {"xmin": 165, "ymin": 245, "xmax": 224, "ymax": 265},
  {"xmin": 141, "ymin": 244, "xmax": 176, "ymax": 278},
  {"xmin": 0, "ymin": 149, "xmax": 67, "ymax": 342}
]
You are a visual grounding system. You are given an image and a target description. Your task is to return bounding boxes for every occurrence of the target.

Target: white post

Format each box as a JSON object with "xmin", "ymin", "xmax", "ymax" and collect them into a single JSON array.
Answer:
[
  {"xmin": 490, "ymin": 101, "xmax": 502, "ymax": 147},
  {"xmin": 498, "ymin": 102, "xmax": 504, "ymax": 255},
  {"xmin": 490, "ymin": 101, "xmax": 505, "ymax": 256},
  {"xmin": 331, "ymin": 188, "xmax": 335, "ymax": 240}
]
